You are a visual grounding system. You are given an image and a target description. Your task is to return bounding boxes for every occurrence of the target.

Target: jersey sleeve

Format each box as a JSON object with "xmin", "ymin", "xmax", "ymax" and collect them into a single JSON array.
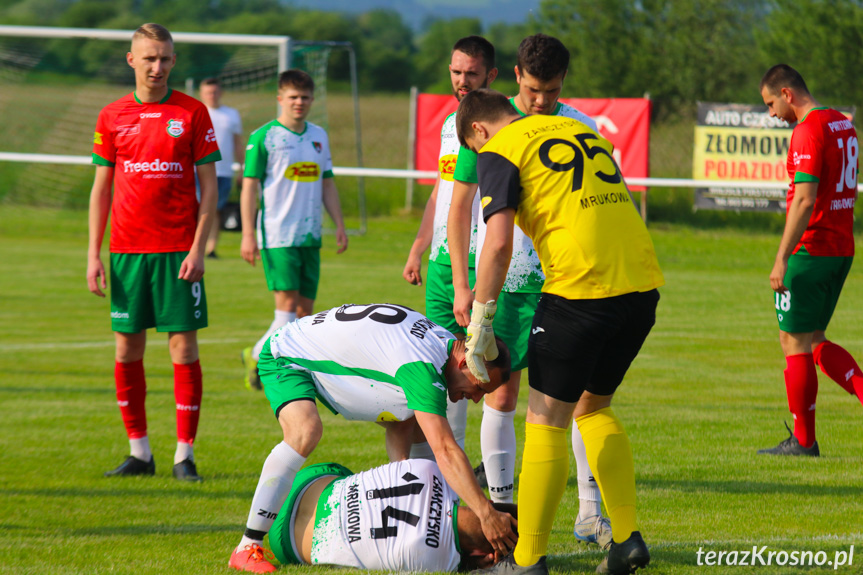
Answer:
[
  {"xmin": 394, "ymin": 361, "xmax": 448, "ymax": 417},
  {"xmin": 321, "ymin": 131, "xmax": 334, "ymax": 178},
  {"xmin": 477, "ymin": 151, "xmax": 521, "ymax": 221},
  {"xmin": 243, "ymin": 127, "xmax": 269, "ymax": 179},
  {"xmin": 792, "ymin": 121, "xmax": 823, "ymax": 183},
  {"xmin": 454, "ymin": 145, "xmax": 479, "ymax": 183},
  {"xmin": 193, "ymin": 103, "xmax": 222, "ymax": 166},
  {"xmin": 92, "ymin": 108, "xmax": 116, "ymax": 167}
]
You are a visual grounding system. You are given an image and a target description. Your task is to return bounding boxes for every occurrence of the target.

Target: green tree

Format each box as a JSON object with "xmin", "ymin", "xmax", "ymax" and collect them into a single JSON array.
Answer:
[
  {"xmin": 758, "ymin": 0, "xmax": 863, "ymax": 108},
  {"xmin": 536, "ymin": 0, "xmax": 767, "ymax": 118},
  {"xmin": 354, "ymin": 9, "xmax": 415, "ymax": 91}
]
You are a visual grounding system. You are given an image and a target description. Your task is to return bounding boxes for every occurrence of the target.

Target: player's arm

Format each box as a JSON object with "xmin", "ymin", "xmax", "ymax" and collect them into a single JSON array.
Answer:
[
  {"xmin": 240, "ymin": 176, "xmax": 261, "ymax": 266},
  {"xmin": 473, "ymin": 209, "xmax": 514, "ymax": 305},
  {"xmin": 770, "ymin": 181, "xmax": 817, "ymax": 293},
  {"xmin": 403, "ymin": 176, "xmax": 439, "ymax": 285},
  {"xmin": 448, "ymin": 179, "xmax": 479, "ymax": 326},
  {"xmin": 322, "ymin": 177, "xmax": 348, "ymax": 254},
  {"xmin": 414, "ymin": 410, "xmax": 517, "ymax": 558},
  {"xmin": 179, "ymin": 161, "xmax": 216, "ymax": 282},
  {"xmin": 86, "ymin": 165, "xmax": 114, "ymax": 298}
]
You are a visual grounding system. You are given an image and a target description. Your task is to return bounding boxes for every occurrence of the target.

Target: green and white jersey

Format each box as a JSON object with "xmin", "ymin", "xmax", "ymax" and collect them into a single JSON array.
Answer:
[
  {"xmin": 430, "ymin": 112, "xmax": 480, "ymax": 266},
  {"xmin": 461, "ymin": 100, "xmax": 598, "ymax": 293},
  {"xmin": 244, "ymin": 120, "xmax": 334, "ymax": 249},
  {"xmin": 312, "ymin": 459, "xmax": 461, "ymax": 571},
  {"xmin": 268, "ymin": 304, "xmax": 454, "ymax": 421}
]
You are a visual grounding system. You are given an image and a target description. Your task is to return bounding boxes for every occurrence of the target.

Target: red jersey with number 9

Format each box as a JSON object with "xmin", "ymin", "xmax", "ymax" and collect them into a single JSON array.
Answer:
[
  {"xmin": 787, "ymin": 108, "xmax": 857, "ymax": 257},
  {"xmin": 92, "ymin": 90, "xmax": 221, "ymax": 253}
]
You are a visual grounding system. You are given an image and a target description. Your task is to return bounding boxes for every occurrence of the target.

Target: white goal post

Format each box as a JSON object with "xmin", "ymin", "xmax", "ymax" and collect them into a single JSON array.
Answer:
[{"xmin": 0, "ymin": 24, "xmax": 371, "ymax": 230}]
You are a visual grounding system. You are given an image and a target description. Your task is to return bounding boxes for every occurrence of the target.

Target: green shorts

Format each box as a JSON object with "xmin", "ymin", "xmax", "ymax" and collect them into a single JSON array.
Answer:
[
  {"xmin": 109, "ymin": 252, "xmax": 207, "ymax": 333},
  {"xmin": 426, "ymin": 260, "xmax": 475, "ymax": 336},
  {"xmin": 496, "ymin": 291, "xmax": 541, "ymax": 372},
  {"xmin": 269, "ymin": 462, "xmax": 353, "ymax": 566},
  {"xmin": 261, "ymin": 247, "xmax": 320, "ymax": 300},
  {"xmin": 775, "ymin": 247, "xmax": 853, "ymax": 333},
  {"xmin": 259, "ymin": 339, "xmax": 332, "ymax": 417}
]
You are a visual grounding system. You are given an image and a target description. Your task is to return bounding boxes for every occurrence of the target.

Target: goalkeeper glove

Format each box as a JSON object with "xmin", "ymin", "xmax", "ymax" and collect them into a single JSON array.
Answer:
[{"xmin": 464, "ymin": 299, "xmax": 498, "ymax": 383}]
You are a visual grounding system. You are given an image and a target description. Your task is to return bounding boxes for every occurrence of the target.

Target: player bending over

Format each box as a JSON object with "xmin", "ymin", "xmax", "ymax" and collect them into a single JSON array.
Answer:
[{"xmin": 228, "ymin": 303, "xmax": 516, "ymax": 572}]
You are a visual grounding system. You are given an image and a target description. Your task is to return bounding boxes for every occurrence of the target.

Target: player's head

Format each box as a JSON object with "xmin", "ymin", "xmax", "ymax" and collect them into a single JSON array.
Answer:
[
  {"xmin": 199, "ymin": 77, "xmax": 222, "ymax": 108},
  {"xmin": 760, "ymin": 64, "xmax": 809, "ymax": 124},
  {"xmin": 448, "ymin": 335, "xmax": 511, "ymax": 403},
  {"xmin": 127, "ymin": 23, "xmax": 176, "ymax": 92},
  {"xmin": 457, "ymin": 502, "xmax": 518, "ymax": 569},
  {"xmin": 277, "ymin": 69, "xmax": 315, "ymax": 123},
  {"xmin": 515, "ymin": 33, "xmax": 569, "ymax": 116},
  {"xmin": 450, "ymin": 36, "xmax": 498, "ymax": 101},
  {"xmin": 456, "ymin": 88, "xmax": 519, "ymax": 151}
]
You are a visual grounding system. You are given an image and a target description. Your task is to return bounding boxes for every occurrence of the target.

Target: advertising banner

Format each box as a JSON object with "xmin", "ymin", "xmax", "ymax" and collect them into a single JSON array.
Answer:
[
  {"xmin": 414, "ymin": 95, "xmax": 651, "ymax": 187},
  {"xmin": 692, "ymin": 102, "xmax": 793, "ymax": 212}
]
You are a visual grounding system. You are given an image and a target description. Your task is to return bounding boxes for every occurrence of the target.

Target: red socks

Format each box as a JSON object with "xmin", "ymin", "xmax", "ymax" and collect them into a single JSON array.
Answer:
[
  {"xmin": 174, "ymin": 360, "xmax": 203, "ymax": 444},
  {"xmin": 784, "ymin": 353, "xmax": 818, "ymax": 448},
  {"xmin": 813, "ymin": 341, "xmax": 863, "ymax": 405},
  {"xmin": 115, "ymin": 359, "xmax": 147, "ymax": 439}
]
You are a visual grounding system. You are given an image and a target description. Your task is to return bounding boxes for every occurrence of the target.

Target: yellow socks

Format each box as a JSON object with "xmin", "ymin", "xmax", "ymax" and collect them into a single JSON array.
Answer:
[
  {"xmin": 576, "ymin": 406, "xmax": 637, "ymax": 543},
  {"xmin": 513, "ymin": 423, "xmax": 568, "ymax": 566}
]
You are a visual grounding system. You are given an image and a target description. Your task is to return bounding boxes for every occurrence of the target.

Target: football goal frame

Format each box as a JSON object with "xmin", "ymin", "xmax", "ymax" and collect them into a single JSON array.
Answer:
[{"xmin": 0, "ymin": 25, "xmax": 367, "ymax": 233}]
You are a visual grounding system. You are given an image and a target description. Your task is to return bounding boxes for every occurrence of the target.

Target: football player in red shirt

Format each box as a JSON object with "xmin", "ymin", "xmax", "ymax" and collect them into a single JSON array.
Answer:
[
  {"xmin": 759, "ymin": 64, "xmax": 863, "ymax": 456},
  {"xmin": 87, "ymin": 23, "xmax": 221, "ymax": 481}
]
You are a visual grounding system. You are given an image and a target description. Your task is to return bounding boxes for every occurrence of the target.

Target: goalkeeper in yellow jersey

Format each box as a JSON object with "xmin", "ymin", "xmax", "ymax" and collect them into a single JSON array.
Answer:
[{"xmin": 456, "ymin": 89, "xmax": 664, "ymax": 575}]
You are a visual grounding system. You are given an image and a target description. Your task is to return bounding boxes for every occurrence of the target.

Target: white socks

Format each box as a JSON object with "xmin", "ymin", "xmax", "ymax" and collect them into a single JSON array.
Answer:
[
  {"xmin": 447, "ymin": 398, "xmax": 468, "ymax": 450},
  {"xmin": 174, "ymin": 441, "xmax": 194, "ymax": 464},
  {"xmin": 130, "ymin": 436, "xmax": 152, "ymax": 462},
  {"xmin": 239, "ymin": 441, "xmax": 306, "ymax": 549},
  {"xmin": 572, "ymin": 422, "xmax": 602, "ymax": 519},
  {"xmin": 480, "ymin": 403, "xmax": 516, "ymax": 503},
  {"xmin": 252, "ymin": 310, "xmax": 296, "ymax": 360},
  {"xmin": 409, "ymin": 397, "xmax": 468, "ymax": 460}
]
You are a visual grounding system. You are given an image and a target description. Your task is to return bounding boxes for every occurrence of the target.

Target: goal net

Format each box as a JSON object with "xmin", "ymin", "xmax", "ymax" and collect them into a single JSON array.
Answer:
[{"xmin": 0, "ymin": 27, "xmax": 365, "ymax": 232}]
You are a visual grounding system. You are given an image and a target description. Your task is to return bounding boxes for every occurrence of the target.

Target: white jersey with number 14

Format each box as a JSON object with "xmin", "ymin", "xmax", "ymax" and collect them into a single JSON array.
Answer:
[{"xmin": 312, "ymin": 459, "xmax": 461, "ymax": 572}]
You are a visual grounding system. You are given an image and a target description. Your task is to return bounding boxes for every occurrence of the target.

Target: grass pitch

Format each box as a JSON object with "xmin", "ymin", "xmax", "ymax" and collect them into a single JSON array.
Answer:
[{"xmin": 1, "ymin": 208, "xmax": 861, "ymax": 575}]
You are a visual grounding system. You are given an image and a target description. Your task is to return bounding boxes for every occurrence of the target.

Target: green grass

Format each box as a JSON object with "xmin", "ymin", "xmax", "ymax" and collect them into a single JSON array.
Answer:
[{"xmin": 1, "ymin": 207, "xmax": 862, "ymax": 574}]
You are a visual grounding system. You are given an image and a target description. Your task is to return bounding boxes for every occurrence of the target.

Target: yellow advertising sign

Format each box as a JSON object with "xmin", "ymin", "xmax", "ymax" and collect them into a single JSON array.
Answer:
[{"xmin": 692, "ymin": 126, "xmax": 790, "ymax": 183}]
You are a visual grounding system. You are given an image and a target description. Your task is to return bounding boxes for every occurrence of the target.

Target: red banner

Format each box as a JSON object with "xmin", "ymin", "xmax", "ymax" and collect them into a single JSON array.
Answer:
[{"xmin": 414, "ymin": 95, "xmax": 651, "ymax": 189}]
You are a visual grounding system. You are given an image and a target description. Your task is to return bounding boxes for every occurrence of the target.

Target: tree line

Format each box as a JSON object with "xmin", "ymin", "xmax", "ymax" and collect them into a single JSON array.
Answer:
[{"xmin": 2, "ymin": 0, "xmax": 863, "ymax": 118}]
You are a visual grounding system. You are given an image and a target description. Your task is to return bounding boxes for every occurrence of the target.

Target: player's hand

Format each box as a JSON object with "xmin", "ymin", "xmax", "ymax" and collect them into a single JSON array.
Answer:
[
  {"xmin": 87, "ymin": 256, "xmax": 107, "ymax": 298},
  {"xmin": 453, "ymin": 286, "xmax": 475, "ymax": 327},
  {"xmin": 478, "ymin": 506, "xmax": 518, "ymax": 561},
  {"xmin": 241, "ymin": 235, "xmax": 259, "ymax": 266},
  {"xmin": 770, "ymin": 258, "xmax": 788, "ymax": 293},
  {"xmin": 402, "ymin": 254, "xmax": 422, "ymax": 285},
  {"xmin": 179, "ymin": 252, "xmax": 205, "ymax": 282},
  {"xmin": 336, "ymin": 227, "xmax": 348, "ymax": 254},
  {"xmin": 464, "ymin": 300, "xmax": 498, "ymax": 383}
]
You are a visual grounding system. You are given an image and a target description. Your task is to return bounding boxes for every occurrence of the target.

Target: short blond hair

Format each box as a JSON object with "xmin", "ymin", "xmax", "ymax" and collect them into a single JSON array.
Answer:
[{"xmin": 132, "ymin": 23, "xmax": 173, "ymax": 44}]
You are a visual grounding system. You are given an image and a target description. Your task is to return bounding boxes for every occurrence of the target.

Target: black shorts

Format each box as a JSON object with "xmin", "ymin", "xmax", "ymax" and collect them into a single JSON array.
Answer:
[{"xmin": 528, "ymin": 290, "xmax": 659, "ymax": 402}]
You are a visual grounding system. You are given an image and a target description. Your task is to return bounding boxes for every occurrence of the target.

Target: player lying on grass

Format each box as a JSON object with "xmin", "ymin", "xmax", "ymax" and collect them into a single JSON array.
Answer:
[
  {"xmin": 267, "ymin": 458, "xmax": 518, "ymax": 572},
  {"xmin": 229, "ymin": 303, "xmax": 516, "ymax": 573}
]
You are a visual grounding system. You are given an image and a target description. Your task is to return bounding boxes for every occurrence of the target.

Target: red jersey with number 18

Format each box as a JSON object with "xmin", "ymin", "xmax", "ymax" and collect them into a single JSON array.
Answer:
[
  {"xmin": 787, "ymin": 108, "xmax": 857, "ymax": 257},
  {"xmin": 92, "ymin": 90, "xmax": 221, "ymax": 253}
]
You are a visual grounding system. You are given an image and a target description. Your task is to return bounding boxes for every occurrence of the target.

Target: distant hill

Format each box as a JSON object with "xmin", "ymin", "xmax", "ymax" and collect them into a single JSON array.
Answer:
[{"xmin": 285, "ymin": 0, "xmax": 541, "ymax": 30}]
